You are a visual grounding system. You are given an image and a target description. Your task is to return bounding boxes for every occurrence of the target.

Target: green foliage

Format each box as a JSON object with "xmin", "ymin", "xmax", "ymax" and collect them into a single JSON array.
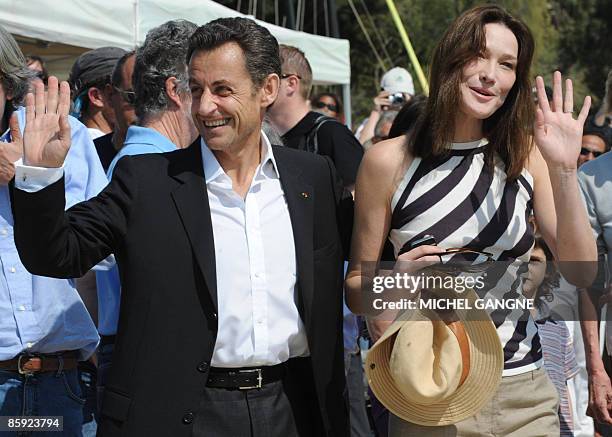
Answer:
[
  {"xmin": 551, "ymin": 0, "xmax": 612, "ymax": 106},
  {"xmin": 335, "ymin": 0, "xmax": 609, "ymax": 125}
]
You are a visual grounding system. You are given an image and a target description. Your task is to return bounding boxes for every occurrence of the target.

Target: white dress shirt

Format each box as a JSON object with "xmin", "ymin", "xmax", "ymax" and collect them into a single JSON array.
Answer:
[
  {"xmin": 15, "ymin": 132, "xmax": 309, "ymax": 368},
  {"xmin": 202, "ymin": 134, "xmax": 309, "ymax": 367}
]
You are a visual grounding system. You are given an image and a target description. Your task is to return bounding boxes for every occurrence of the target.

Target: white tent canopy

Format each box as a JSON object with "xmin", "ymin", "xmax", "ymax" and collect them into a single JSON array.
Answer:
[
  {"xmin": 1, "ymin": 0, "xmax": 352, "ymax": 124},
  {"xmin": 0, "ymin": 0, "xmax": 350, "ymax": 85}
]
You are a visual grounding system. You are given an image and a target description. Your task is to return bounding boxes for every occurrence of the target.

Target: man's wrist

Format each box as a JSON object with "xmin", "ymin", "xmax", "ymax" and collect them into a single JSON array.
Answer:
[{"xmin": 14, "ymin": 159, "xmax": 64, "ymax": 192}]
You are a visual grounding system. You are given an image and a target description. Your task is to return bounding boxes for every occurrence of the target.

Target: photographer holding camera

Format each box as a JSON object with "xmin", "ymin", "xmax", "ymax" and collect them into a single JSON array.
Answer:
[{"xmin": 356, "ymin": 66, "xmax": 414, "ymax": 147}]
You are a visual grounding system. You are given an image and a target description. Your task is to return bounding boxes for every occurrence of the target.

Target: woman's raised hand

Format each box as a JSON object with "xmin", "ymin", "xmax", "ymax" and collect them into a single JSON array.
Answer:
[{"xmin": 534, "ymin": 71, "xmax": 591, "ymax": 172}]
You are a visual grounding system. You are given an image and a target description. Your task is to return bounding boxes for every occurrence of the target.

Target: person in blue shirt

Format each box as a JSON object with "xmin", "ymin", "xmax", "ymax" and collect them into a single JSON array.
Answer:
[
  {"xmin": 96, "ymin": 19, "xmax": 198, "ymax": 412},
  {"xmin": 0, "ymin": 26, "xmax": 107, "ymax": 436}
]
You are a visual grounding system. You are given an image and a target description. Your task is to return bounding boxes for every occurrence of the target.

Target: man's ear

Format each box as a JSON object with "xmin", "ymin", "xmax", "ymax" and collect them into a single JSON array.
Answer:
[
  {"xmin": 260, "ymin": 73, "xmax": 280, "ymax": 109},
  {"xmin": 87, "ymin": 87, "xmax": 106, "ymax": 108},
  {"xmin": 287, "ymin": 75, "xmax": 300, "ymax": 95},
  {"xmin": 165, "ymin": 77, "xmax": 183, "ymax": 107}
]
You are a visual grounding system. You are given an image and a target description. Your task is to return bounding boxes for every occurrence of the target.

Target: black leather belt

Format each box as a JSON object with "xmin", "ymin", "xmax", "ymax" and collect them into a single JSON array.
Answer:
[
  {"xmin": 206, "ymin": 361, "xmax": 287, "ymax": 390},
  {"xmin": 0, "ymin": 351, "xmax": 79, "ymax": 374}
]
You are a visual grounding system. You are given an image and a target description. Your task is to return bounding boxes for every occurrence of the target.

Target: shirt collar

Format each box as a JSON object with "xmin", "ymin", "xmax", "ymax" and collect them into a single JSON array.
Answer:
[
  {"xmin": 201, "ymin": 130, "xmax": 280, "ymax": 185},
  {"xmin": 124, "ymin": 125, "xmax": 178, "ymax": 152}
]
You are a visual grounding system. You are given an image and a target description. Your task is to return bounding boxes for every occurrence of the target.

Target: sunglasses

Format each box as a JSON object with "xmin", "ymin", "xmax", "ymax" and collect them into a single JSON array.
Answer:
[
  {"xmin": 313, "ymin": 101, "xmax": 339, "ymax": 113},
  {"xmin": 443, "ymin": 248, "xmax": 494, "ymax": 259},
  {"xmin": 580, "ymin": 147, "xmax": 603, "ymax": 158},
  {"xmin": 113, "ymin": 86, "xmax": 136, "ymax": 105},
  {"xmin": 281, "ymin": 73, "xmax": 302, "ymax": 80},
  {"xmin": 432, "ymin": 248, "xmax": 495, "ymax": 275}
]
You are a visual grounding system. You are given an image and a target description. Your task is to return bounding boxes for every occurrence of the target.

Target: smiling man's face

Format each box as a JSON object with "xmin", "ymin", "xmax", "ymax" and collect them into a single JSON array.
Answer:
[{"xmin": 189, "ymin": 42, "xmax": 274, "ymax": 155}]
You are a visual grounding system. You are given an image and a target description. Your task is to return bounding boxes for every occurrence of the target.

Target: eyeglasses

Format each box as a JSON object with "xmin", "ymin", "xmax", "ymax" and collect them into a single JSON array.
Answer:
[
  {"xmin": 580, "ymin": 147, "xmax": 603, "ymax": 158},
  {"xmin": 313, "ymin": 101, "xmax": 339, "ymax": 113},
  {"xmin": 281, "ymin": 73, "xmax": 302, "ymax": 80},
  {"xmin": 113, "ymin": 86, "xmax": 136, "ymax": 105}
]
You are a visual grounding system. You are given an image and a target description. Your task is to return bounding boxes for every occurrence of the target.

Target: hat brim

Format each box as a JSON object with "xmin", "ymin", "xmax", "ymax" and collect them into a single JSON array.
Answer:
[{"xmin": 365, "ymin": 289, "xmax": 503, "ymax": 426}]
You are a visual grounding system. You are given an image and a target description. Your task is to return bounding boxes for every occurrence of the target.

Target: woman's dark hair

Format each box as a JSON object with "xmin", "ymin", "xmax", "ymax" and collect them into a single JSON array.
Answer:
[
  {"xmin": 311, "ymin": 92, "xmax": 342, "ymax": 114},
  {"xmin": 408, "ymin": 4, "xmax": 535, "ymax": 180},
  {"xmin": 25, "ymin": 54, "xmax": 48, "ymax": 83},
  {"xmin": 388, "ymin": 95, "xmax": 427, "ymax": 139}
]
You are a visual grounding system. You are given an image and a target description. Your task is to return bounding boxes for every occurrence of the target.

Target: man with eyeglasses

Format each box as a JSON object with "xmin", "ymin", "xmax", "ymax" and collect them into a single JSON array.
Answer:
[
  {"xmin": 93, "ymin": 51, "xmax": 136, "ymax": 172},
  {"xmin": 267, "ymin": 45, "xmax": 363, "ymax": 193},
  {"xmin": 577, "ymin": 123, "xmax": 611, "ymax": 167}
]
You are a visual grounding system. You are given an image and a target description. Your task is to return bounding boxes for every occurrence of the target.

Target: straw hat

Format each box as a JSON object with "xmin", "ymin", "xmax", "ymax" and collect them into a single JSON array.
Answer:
[{"xmin": 365, "ymin": 289, "xmax": 503, "ymax": 426}]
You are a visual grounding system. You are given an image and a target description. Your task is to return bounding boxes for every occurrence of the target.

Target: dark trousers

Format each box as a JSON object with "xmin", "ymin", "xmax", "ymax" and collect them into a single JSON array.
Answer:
[{"xmin": 193, "ymin": 357, "xmax": 325, "ymax": 437}]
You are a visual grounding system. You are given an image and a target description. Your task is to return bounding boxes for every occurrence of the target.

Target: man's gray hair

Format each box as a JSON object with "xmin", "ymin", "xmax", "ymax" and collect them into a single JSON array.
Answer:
[
  {"xmin": 133, "ymin": 19, "xmax": 197, "ymax": 122},
  {"xmin": 0, "ymin": 25, "xmax": 36, "ymax": 109}
]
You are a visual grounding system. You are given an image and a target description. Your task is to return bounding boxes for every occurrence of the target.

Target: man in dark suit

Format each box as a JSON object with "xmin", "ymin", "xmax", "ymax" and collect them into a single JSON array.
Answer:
[{"xmin": 10, "ymin": 18, "xmax": 350, "ymax": 437}]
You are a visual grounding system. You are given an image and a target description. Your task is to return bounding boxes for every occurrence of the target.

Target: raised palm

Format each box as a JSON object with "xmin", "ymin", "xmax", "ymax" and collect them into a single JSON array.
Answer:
[
  {"xmin": 534, "ymin": 71, "xmax": 591, "ymax": 171},
  {"xmin": 11, "ymin": 77, "xmax": 71, "ymax": 168}
]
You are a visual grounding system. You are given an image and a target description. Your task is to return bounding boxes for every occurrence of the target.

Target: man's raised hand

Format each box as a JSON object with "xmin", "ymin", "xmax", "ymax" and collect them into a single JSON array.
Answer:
[{"xmin": 12, "ymin": 76, "xmax": 71, "ymax": 168}]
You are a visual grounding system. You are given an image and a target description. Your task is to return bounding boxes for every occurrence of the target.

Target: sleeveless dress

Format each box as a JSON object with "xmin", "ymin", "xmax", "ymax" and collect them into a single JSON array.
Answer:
[{"xmin": 389, "ymin": 138, "xmax": 541, "ymax": 376}]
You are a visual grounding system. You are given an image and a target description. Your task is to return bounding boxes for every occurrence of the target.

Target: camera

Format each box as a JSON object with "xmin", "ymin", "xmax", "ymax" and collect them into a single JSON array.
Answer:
[{"xmin": 388, "ymin": 92, "xmax": 405, "ymax": 105}]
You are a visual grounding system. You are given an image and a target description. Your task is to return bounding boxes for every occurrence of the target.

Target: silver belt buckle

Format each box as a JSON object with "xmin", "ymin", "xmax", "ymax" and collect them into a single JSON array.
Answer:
[
  {"xmin": 17, "ymin": 355, "xmax": 36, "ymax": 375},
  {"xmin": 238, "ymin": 368, "xmax": 262, "ymax": 390}
]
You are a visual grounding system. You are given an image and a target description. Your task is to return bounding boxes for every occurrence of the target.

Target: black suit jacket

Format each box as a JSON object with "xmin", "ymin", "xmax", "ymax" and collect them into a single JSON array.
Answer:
[{"xmin": 11, "ymin": 140, "xmax": 352, "ymax": 437}]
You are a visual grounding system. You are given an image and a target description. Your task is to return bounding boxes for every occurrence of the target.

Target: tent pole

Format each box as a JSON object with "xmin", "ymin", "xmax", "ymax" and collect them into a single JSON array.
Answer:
[
  {"xmin": 342, "ymin": 84, "xmax": 352, "ymax": 129},
  {"xmin": 133, "ymin": 0, "xmax": 139, "ymax": 48},
  {"xmin": 328, "ymin": 0, "xmax": 340, "ymax": 38},
  {"xmin": 385, "ymin": 0, "xmax": 429, "ymax": 95},
  {"xmin": 281, "ymin": 0, "xmax": 296, "ymax": 30}
]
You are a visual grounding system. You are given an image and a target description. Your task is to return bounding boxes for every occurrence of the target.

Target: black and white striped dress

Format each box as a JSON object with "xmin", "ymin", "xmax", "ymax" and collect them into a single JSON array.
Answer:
[{"xmin": 389, "ymin": 138, "xmax": 541, "ymax": 376}]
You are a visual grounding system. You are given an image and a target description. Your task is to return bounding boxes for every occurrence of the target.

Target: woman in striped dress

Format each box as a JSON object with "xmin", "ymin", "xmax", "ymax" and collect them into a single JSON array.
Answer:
[{"xmin": 345, "ymin": 5, "xmax": 596, "ymax": 436}]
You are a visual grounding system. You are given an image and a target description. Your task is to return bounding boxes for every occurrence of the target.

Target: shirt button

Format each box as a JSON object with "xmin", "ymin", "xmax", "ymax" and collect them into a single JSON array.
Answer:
[
  {"xmin": 26, "ymin": 342, "xmax": 33, "ymax": 348},
  {"xmin": 182, "ymin": 412, "xmax": 194, "ymax": 424},
  {"xmin": 18, "ymin": 305, "xmax": 26, "ymax": 312},
  {"xmin": 9, "ymin": 267, "xmax": 16, "ymax": 273},
  {"xmin": 212, "ymin": 313, "xmax": 217, "ymax": 320},
  {"xmin": 197, "ymin": 362, "xmax": 209, "ymax": 373},
  {"xmin": 0, "ymin": 228, "xmax": 7, "ymax": 236},
  {"xmin": 254, "ymin": 272, "xmax": 262, "ymax": 279},
  {"xmin": 257, "ymin": 319, "xmax": 264, "ymax": 325}
]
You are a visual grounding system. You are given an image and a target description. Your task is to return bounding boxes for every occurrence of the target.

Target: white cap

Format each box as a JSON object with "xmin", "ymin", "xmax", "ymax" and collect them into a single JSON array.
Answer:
[{"xmin": 380, "ymin": 67, "xmax": 415, "ymax": 95}]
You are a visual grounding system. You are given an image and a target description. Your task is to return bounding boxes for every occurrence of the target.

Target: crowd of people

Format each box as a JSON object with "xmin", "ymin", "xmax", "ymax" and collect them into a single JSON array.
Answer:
[{"xmin": 1, "ymin": 4, "xmax": 612, "ymax": 437}]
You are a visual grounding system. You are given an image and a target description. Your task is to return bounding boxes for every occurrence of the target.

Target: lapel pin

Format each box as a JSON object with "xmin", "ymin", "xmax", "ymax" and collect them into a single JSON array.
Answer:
[{"xmin": 300, "ymin": 192, "xmax": 310, "ymax": 199}]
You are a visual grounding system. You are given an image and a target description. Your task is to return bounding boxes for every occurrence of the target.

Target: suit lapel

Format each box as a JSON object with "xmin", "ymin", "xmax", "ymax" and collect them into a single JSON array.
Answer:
[
  {"xmin": 274, "ymin": 146, "xmax": 315, "ymax": 328},
  {"xmin": 170, "ymin": 141, "xmax": 218, "ymax": 311}
]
